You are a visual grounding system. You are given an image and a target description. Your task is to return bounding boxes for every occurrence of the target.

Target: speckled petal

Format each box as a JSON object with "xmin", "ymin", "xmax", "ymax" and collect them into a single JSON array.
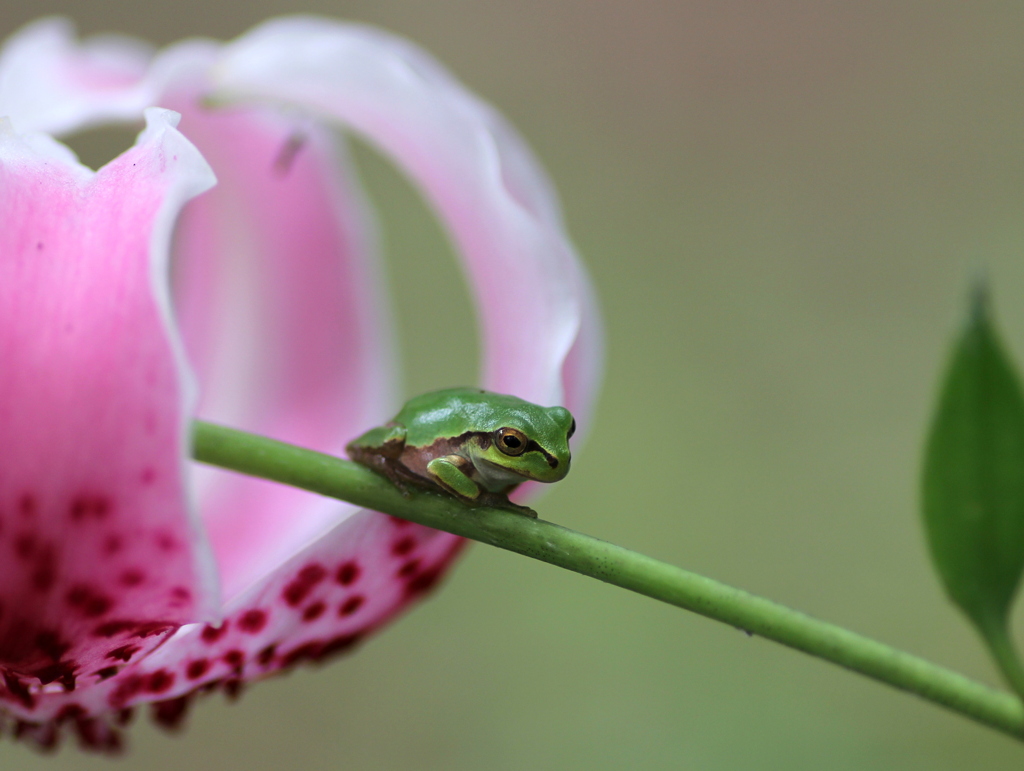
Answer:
[
  {"xmin": 0, "ymin": 109, "xmax": 218, "ymax": 718},
  {"xmin": 210, "ymin": 16, "xmax": 603, "ymax": 422},
  {"xmin": 1, "ymin": 513, "xmax": 462, "ymax": 733}
]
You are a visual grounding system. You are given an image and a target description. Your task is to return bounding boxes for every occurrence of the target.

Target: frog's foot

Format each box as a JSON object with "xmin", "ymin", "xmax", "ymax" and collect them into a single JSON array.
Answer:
[
  {"xmin": 391, "ymin": 475, "xmax": 413, "ymax": 498},
  {"xmin": 476, "ymin": 491, "xmax": 538, "ymax": 518},
  {"xmin": 371, "ymin": 459, "xmax": 416, "ymax": 498},
  {"xmin": 505, "ymin": 501, "xmax": 539, "ymax": 519}
]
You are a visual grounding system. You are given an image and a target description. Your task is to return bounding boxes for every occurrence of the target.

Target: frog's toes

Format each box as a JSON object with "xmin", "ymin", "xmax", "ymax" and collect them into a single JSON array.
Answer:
[
  {"xmin": 507, "ymin": 502, "xmax": 538, "ymax": 518},
  {"xmin": 477, "ymin": 491, "xmax": 537, "ymax": 518}
]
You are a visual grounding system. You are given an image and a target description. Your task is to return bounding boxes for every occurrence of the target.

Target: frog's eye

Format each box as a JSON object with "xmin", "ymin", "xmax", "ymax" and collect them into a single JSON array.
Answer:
[
  {"xmin": 495, "ymin": 428, "xmax": 528, "ymax": 456},
  {"xmin": 567, "ymin": 418, "xmax": 577, "ymax": 439}
]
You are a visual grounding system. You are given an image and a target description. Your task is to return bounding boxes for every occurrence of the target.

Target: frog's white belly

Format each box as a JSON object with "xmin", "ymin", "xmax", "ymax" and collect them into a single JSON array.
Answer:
[{"xmin": 472, "ymin": 457, "xmax": 528, "ymax": 492}]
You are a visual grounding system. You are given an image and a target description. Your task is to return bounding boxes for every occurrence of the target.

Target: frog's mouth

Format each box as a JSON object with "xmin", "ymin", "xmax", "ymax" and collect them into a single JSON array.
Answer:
[
  {"xmin": 477, "ymin": 456, "xmax": 530, "ymax": 477},
  {"xmin": 476, "ymin": 449, "xmax": 566, "ymax": 484},
  {"xmin": 525, "ymin": 441, "xmax": 561, "ymax": 469}
]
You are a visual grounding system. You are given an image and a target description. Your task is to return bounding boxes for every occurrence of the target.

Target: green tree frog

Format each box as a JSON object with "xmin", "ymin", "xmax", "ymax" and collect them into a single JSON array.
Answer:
[{"xmin": 346, "ymin": 388, "xmax": 576, "ymax": 516}]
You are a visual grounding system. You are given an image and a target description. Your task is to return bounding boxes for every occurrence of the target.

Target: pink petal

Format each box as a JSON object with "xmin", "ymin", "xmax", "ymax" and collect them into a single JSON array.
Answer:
[
  {"xmin": 0, "ymin": 109, "xmax": 218, "ymax": 716},
  {"xmin": 210, "ymin": 17, "xmax": 603, "ymax": 422},
  {"xmin": 163, "ymin": 84, "xmax": 399, "ymax": 603}
]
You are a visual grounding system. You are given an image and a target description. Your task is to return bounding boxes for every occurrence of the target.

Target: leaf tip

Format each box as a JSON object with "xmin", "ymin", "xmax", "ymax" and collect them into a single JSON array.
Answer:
[{"xmin": 968, "ymin": 273, "xmax": 991, "ymax": 327}]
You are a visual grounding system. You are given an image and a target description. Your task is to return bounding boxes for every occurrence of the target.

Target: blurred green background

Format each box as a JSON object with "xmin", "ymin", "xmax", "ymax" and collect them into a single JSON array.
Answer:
[{"xmin": 6, "ymin": 1, "xmax": 1024, "ymax": 768}]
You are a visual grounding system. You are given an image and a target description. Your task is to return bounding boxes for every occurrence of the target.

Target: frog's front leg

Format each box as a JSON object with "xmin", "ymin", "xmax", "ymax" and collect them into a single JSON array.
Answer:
[
  {"xmin": 426, "ymin": 457, "xmax": 539, "ymax": 518},
  {"xmin": 426, "ymin": 455, "xmax": 482, "ymax": 501}
]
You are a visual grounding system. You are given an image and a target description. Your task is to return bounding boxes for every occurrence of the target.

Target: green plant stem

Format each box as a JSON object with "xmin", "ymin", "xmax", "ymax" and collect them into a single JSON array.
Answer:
[{"xmin": 192, "ymin": 420, "xmax": 1024, "ymax": 741}]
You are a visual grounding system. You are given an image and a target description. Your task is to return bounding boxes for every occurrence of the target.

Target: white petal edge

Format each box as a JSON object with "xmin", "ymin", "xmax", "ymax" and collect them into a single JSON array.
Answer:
[
  {"xmin": 0, "ymin": 18, "xmax": 155, "ymax": 134},
  {"xmin": 135, "ymin": 107, "xmax": 222, "ymax": 621}
]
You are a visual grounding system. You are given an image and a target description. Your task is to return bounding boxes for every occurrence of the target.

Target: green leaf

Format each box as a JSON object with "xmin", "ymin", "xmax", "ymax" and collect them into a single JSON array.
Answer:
[{"xmin": 923, "ymin": 286, "xmax": 1024, "ymax": 696}]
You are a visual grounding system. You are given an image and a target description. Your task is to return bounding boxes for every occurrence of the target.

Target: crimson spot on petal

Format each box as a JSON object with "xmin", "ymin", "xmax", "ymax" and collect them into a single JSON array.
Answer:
[
  {"xmin": 84, "ymin": 595, "xmax": 113, "ymax": 618},
  {"xmin": 18, "ymin": 494, "xmax": 37, "ymax": 518},
  {"xmin": 69, "ymin": 494, "xmax": 111, "ymax": 523},
  {"xmin": 31, "ymin": 549, "xmax": 56, "ymax": 592},
  {"xmin": 405, "ymin": 567, "xmax": 444, "ymax": 597},
  {"xmin": 106, "ymin": 645, "xmax": 139, "ymax": 662},
  {"xmin": 14, "ymin": 533, "xmax": 36, "ymax": 559},
  {"xmin": 72, "ymin": 715, "xmax": 123, "ymax": 753},
  {"xmin": 55, "ymin": 704, "xmax": 86, "ymax": 723},
  {"xmin": 257, "ymin": 644, "xmax": 277, "ymax": 666},
  {"xmin": 398, "ymin": 559, "xmax": 420, "ymax": 578},
  {"xmin": 223, "ymin": 679, "xmax": 245, "ymax": 700},
  {"xmin": 145, "ymin": 669, "xmax": 175, "ymax": 694},
  {"xmin": 185, "ymin": 659, "xmax": 209, "ymax": 680},
  {"xmin": 119, "ymin": 569, "xmax": 144, "ymax": 588},
  {"xmin": 3, "ymin": 672, "xmax": 34, "ymax": 709},
  {"xmin": 335, "ymin": 561, "xmax": 360, "ymax": 586},
  {"xmin": 281, "ymin": 642, "xmax": 322, "ymax": 668},
  {"xmin": 35, "ymin": 630, "xmax": 69, "ymax": 661},
  {"xmin": 318, "ymin": 633, "xmax": 363, "ymax": 661},
  {"xmin": 133, "ymin": 621, "xmax": 174, "ymax": 639},
  {"xmin": 107, "ymin": 674, "xmax": 143, "ymax": 708},
  {"xmin": 303, "ymin": 602, "xmax": 326, "ymax": 622},
  {"xmin": 67, "ymin": 584, "xmax": 113, "ymax": 616},
  {"xmin": 282, "ymin": 581, "xmax": 311, "ymax": 607},
  {"xmin": 152, "ymin": 695, "xmax": 192, "ymax": 731},
  {"xmin": 66, "ymin": 585, "xmax": 89, "ymax": 607},
  {"xmin": 170, "ymin": 586, "xmax": 191, "ymax": 605},
  {"xmin": 201, "ymin": 623, "xmax": 228, "ymax": 643},
  {"xmin": 339, "ymin": 595, "xmax": 364, "ymax": 617},
  {"xmin": 33, "ymin": 661, "xmax": 76, "ymax": 689},
  {"xmin": 392, "ymin": 536, "xmax": 416, "ymax": 556},
  {"xmin": 93, "ymin": 620, "xmax": 134, "ymax": 638},
  {"xmin": 237, "ymin": 609, "xmax": 267, "ymax": 634},
  {"xmin": 298, "ymin": 564, "xmax": 327, "ymax": 585}
]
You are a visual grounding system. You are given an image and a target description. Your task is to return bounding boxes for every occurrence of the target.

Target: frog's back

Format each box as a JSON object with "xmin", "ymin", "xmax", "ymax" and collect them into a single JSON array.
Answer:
[{"xmin": 396, "ymin": 388, "xmax": 534, "ymax": 447}]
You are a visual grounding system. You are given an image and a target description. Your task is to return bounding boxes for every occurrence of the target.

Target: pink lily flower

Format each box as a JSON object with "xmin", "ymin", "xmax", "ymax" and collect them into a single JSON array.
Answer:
[{"xmin": 0, "ymin": 17, "xmax": 601, "ymax": 752}]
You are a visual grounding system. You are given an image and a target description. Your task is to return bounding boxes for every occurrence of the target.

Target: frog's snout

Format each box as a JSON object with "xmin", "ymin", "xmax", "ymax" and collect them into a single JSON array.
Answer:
[{"xmin": 544, "ymin": 454, "xmax": 570, "ymax": 481}]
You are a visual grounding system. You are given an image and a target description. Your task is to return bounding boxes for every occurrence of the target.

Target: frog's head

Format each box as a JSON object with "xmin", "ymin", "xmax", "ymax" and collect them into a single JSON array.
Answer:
[{"xmin": 477, "ymin": 404, "xmax": 576, "ymax": 484}]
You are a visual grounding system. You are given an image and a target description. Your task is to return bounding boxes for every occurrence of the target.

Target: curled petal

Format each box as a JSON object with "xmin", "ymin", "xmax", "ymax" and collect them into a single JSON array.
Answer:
[
  {"xmin": 210, "ymin": 17, "xmax": 603, "ymax": 421},
  {"xmin": 164, "ymin": 88, "xmax": 398, "ymax": 602},
  {"xmin": 0, "ymin": 109, "xmax": 218, "ymax": 716}
]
